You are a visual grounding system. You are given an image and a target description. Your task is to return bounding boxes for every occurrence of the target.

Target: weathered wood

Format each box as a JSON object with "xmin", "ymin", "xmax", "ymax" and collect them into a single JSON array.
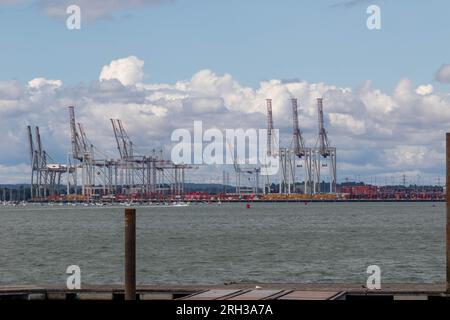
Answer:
[
  {"xmin": 226, "ymin": 289, "xmax": 286, "ymax": 300},
  {"xmin": 0, "ymin": 283, "xmax": 447, "ymax": 300},
  {"xmin": 0, "ymin": 283, "xmax": 445, "ymax": 293},
  {"xmin": 140, "ymin": 293, "xmax": 174, "ymax": 300},
  {"xmin": 78, "ymin": 292, "xmax": 113, "ymax": 300},
  {"xmin": 124, "ymin": 208, "xmax": 136, "ymax": 300},
  {"xmin": 277, "ymin": 290, "xmax": 341, "ymax": 300},
  {"xmin": 182, "ymin": 289, "xmax": 243, "ymax": 300}
]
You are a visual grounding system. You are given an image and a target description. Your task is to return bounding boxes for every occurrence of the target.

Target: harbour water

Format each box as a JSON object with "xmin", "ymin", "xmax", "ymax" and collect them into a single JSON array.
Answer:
[{"xmin": 0, "ymin": 202, "xmax": 445, "ymax": 285}]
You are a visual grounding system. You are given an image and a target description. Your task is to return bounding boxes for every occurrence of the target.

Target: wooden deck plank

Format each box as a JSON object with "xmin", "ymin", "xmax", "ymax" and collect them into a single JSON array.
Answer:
[
  {"xmin": 0, "ymin": 283, "xmax": 447, "ymax": 301},
  {"xmin": 0, "ymin": 283, "xmax": 444, "ymax": 293},
  {"xmin": 77, "ymin": 292, "xmax": 113, "ymax": 300},
  {"xmin": 277, "ymin": 290, "xmax": 341, "ymax": 300},
  {"xmin": 227, "ymin": 290, "xmax": 285, "ymax": 300},
  {"xmin": 182, "ymin": 289, "xmax": 243, "ymax": 300},
  {"xmin": 140, "ymin": 292, "xmax": 174, "ymax": 300}
]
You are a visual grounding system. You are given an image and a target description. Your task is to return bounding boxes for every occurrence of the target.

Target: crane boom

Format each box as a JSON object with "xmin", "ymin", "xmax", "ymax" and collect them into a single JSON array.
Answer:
[
  {"xmin": 77, "ymin": 123, "xmax": 89, "ymax": 153},
  {"xmin": 117, "ymin": 120, "xmax": 130, "ymax": 159},
  {"xmin": 266, "ymin": 99, "xmax": 274, "ymax": 156},
  {"xmin": 110, "ymin": 119, "xmax": 124, "ymax": 159},
  {"xmin": 292, "ymin": 98, "xmax": 306, "ymax": 157},
  {"xmin": 35, "ymin": 126, "xmax": 43, "ymax": 167},
  {"xmin": 110, "ymin": 119, "xmax": 133, "ymax": 160},
  {"xmin": 68, "ymin": 106, "xmax": 82, "ymax": 160},
  {"xmin": 27, "ymin": 125, "xmax": 35, "ymax": 165},
  {"xmin": 317, "ymin": 98, "xmax": 330, "ymax": 156}
]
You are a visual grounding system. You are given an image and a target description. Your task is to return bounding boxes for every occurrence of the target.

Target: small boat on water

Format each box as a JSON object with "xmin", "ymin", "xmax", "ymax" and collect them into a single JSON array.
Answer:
[{"xmin": 170, "ymin": 202, "xmax": 189, "ymax": 207}]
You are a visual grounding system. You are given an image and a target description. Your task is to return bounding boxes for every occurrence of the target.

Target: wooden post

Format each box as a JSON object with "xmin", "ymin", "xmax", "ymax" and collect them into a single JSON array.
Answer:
[
  {"xmin": 446, "ymin": 133, "xmax": 450, "ymax": 293},
  {"xmin": 125, "ymin": 208, "xmax": 136, "ymax": 300}
]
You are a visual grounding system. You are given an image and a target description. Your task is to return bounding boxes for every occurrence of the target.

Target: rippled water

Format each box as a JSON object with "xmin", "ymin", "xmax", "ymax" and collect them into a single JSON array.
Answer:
[{"xmin": 0, "ymin": 202, "xmax": 445, "ymax": 285}]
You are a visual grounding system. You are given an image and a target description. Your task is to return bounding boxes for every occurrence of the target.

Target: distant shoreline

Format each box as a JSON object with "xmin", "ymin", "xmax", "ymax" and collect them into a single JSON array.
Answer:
[{"xmin": 9, "ymin": 199, "xmax": 444, "ymax": 205}]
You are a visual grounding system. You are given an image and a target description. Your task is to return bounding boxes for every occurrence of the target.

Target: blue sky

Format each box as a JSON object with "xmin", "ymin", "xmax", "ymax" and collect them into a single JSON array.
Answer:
[
  {"xmin": 1, "ymin": 0, "xmax": 450, "ymax": 185},
  {"xmin": 0, "ymin": 0, "xmax": 449, "ymax": 92}
]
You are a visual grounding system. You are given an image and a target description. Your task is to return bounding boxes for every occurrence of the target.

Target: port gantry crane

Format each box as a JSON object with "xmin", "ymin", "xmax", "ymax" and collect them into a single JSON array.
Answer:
[
  {"xmin": 227, "ymin": 140, "xmax": 261, "ymax": 195},
  {"xmin": 111, "ymin": 118, "xmax": 135, "ymax": 189},
  {"xmin": 28, "ymin": 125, "xmax": 46, "ymax": 198},
  {"xmin": 313, "ymin": 98, "xmax": 337, "ymax": 194},
  {"xmin": 263, "ymin": 99, "xmax": 280, "ymax": 194},
  {"xmin": 264, "ymin": 98, "xmax": 312, "ymax": 195},
  {"xmin": 264, "ymin": 98, "xmax": 293, "ymax": 195},
  {"xmin": 69, "ymin": 106, "xmax": 116, "ymax": 198},
  {"xmin": 291, "ymin": 98, "xmax": 312, "ymax": 194},
  {"xmin": 26, "ymin": 106, "xmax": 195, "ymax": 202},
  {"xmin": 72, "ymin": 106, "xmax": 197, "ymax": 200},
  {"xmin": 28, "ymin": 125, "xmax": 73, "ymax": 200},
  {"xmin": 110, "ymin": 118, "xmax": 195, "ymax": 198},
  {"xmin": 263, "ymin": 97, "xmax": 336, "ymax": 195}
]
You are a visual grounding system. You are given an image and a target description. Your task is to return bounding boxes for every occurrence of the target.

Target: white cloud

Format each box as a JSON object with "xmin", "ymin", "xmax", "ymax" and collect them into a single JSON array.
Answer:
[
  {"xmin": 37, "ymin": 0, "xmax": 173, "ymax": 21},
  {"xmin": 360, "ymin": 83, "xmax": 396, "ymax": 116},
  {"xmin": 1, "ymin": 60, "xmax": 450, "ymax": 184},
  {"xmin": 28, "ymin": 77, "xmax": 63, "ymax": 89},
  {"xmin": 0, "ymin": 80, "xmax": 23, "ymax": 99},
  {"xmin": 383, "ymin": 146, "xmax": 443, "ymax": 169},
  {"xmin": 435, "ymin": 64, "xmax": 450, "ymax": 83},
  {"xmin": 99, "ymin": 56, "xmax": 145, "ymax": 86},
  {"xmin": 0, "ymin": 164, "xmax": 30, "ymax": 184},
  {"xmin": 415, "ymin": 84, "xmax": 433, "ymax": 95},
  {"xmin": 328, "ymin": 113, "xmax": 366, "ymax": 135}
]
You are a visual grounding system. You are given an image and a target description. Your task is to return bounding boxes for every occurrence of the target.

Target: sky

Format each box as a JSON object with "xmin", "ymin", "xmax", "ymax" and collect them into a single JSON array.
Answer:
[{"xmin": 1, "ymin": 0, "xmax": 450, "ymax": 185}]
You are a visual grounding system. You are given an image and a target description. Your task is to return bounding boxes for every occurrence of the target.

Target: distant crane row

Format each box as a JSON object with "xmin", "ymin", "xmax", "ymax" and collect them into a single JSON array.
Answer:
[
  {"xmin": 26, "ymin": 98, "xmax": 336, "ymax": 201},
  {"xmin": 28, "ymin": 106, "xmax": 192, "ymax": 201}
]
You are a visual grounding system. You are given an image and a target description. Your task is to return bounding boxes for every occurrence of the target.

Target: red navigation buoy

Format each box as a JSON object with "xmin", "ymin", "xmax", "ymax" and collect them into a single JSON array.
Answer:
[
  {"xmin": 246, "ymin": 203, "xmax": 251, "ymax": 209},
  {"xmin": 304, "ymin": 201, "xmax": 308, "ymax": 206}
]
